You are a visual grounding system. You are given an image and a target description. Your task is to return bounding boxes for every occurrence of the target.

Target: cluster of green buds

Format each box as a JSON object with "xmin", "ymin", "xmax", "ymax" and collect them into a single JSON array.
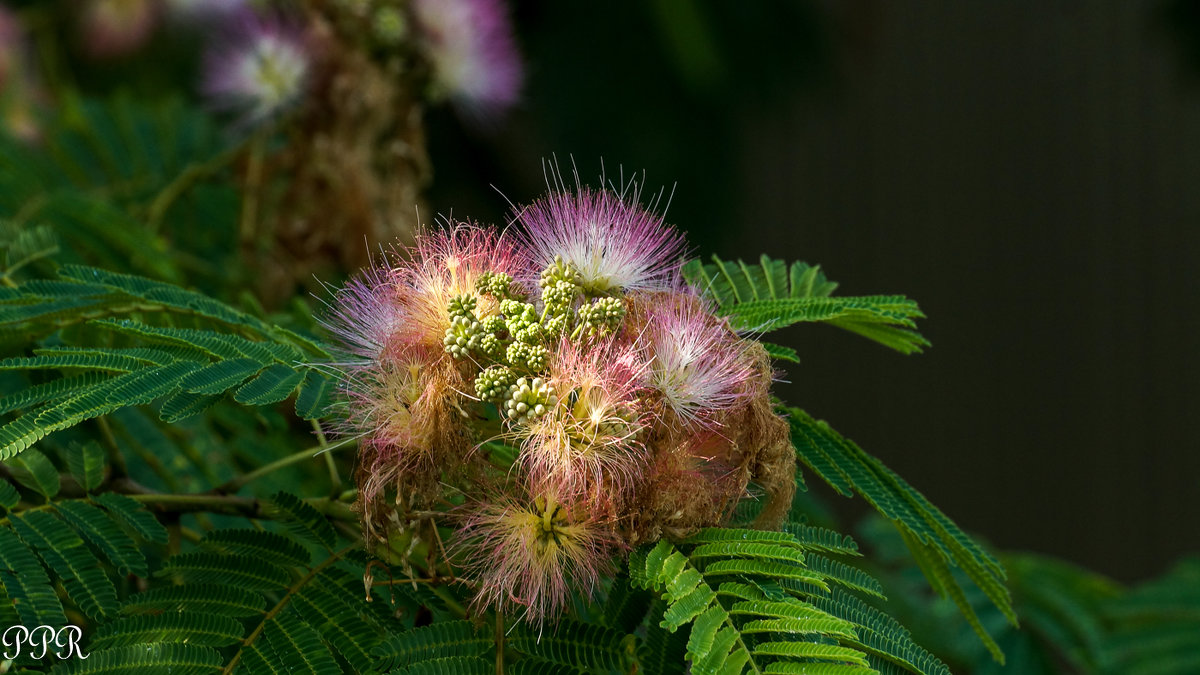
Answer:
[
  {"xmin": 443, "ymin": 294, "xmax": 484, "ymax": 358},
  {"xmin": 504, "ymin": 376, "xmax": 558, "ymax": 425},
  {"xmin": 575, "ymin": 297, "xmax": 626, "ymax": 338},
  {"xmin": 455, "ymin": 258, "xmax": 634, "ymax": 426},
  {"xmin": 476, "ymin": 271, "xmax": 522, "ymax": 300}
]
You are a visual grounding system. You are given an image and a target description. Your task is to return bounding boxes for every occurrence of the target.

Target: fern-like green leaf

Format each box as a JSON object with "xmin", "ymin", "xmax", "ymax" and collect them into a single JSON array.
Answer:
[
  {"xmin": 4, "ymin": 447, "xmax": 61, "ymax": 497},
  {"xmin": 509, "ymin": 620, "xmax": 626, "ymax": 673},
  {"xmin": 754, "ymin": 641, "xmax": 872, "ymax": 667},
  {"xmin": 786, "ymin": 405, "xmax": 1014, "ymax": 658},
  {"xmin": 292, "ymin": 579, "xmax": 384, "ymax": 673},
  {"xmin": 631, "ymin": 538, "xmax": 891, "ymax": 675},
  {"xmin": 55, "ymin": 499, "xmax": 147, "ymax": 577},
  {"xmin": 156, "ymin": 551, "xmax": 291, "ymax": 591},
  {"xmin": 761, "ymin": 341, "xmax": 800, "ymax": 363},
  {"xmin": 803, "ymin": 553, "xmax": 886, "ymax": 599},
  {"xmin": 234, "ymin": 363, "xmax": 304, "ymax": 406},
  {"xmin": 373, "ymin": 621, "xmax": 493, "ymax": 670},
  {"xmin": 783, "ymin": 523, "xmax": 863, "ymax": 557},
  {"xmin": 9, "ymin": 510, "xmax": 119, "ymax": 619},
  {"xmin": 0, "ymin": 526, "xmax": 68, "ymax": 626},
  {"xmin": 158, "ymin": 390, "xmax": 222, "ymax": 423},
  {"xmin": 0, "ymin": 478, "xmax": 18, "ymax": 510},
  {"xmin": 63, "ymin": 440, "xmax": 106, "ymax": 492},
  {"xmin": 395, "ymin": 656, "xmax": 494, "ymax": 675},
  {"xmin": 120, "ymin": 583, "xmax": 266, "ymax": 617},
  {"xmin": 268, "ymin": 491, "xmax": 337, "ymax": 550},
  {"xmin": 199, "ymin": 528, "xmax": 311, "ymax": 567},
  {"xmin": 295, "ymin": 369, "xmax": 336, "ymax": 420},
  {"xmin": 682, "ymin": 255, "xmax": 928, "ymax": 353},
  {"xmin": 0, "ymin": 372, "xmax": 107, "ymax": 415},
  {"xmin": 808, "ymin": 589, "xmax": 952, "ymax": 675},
  {"xmin": 180, "ymin": 357, "xmax": 264, "ymax": 394},
  {"xmin": 46, "ymin": 642, "xmax": 221, "ymax": 675},
  {"xmin": 93, "ymin": 492, "xmax": 168, "ymax": 544},
  {"xmin": 91, "ymin": 612, "xmax": 245, "ymax": 649},
  {"xmin": 257, "ymin": 606, "xmax": 344, "ymax": 674}
]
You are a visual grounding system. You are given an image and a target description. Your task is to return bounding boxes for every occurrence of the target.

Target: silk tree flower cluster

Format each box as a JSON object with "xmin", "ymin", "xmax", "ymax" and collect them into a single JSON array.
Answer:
[{"xmin": 328, "ymin": 178, "xmax": 793, "ymax": 623}]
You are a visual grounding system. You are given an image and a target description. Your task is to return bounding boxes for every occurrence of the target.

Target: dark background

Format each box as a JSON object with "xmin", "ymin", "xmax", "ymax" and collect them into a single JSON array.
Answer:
[{"xmin": 425, "ymin": 1, "xmax": 1200, "ymax": 583}]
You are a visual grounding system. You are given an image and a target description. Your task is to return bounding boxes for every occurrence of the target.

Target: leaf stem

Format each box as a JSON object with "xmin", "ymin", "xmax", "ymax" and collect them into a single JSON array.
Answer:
[
  {"xmin": 146, "ymin": 142, "xmax": 244, "ymax": 232},
  {"xmin": 216, "ymin": 436, "xmax": 355, "ymax": 494}
]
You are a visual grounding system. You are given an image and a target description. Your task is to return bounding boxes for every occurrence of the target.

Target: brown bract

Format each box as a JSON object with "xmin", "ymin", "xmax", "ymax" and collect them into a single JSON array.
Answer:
[{"xmin": 627, "ymin": 341, "xmax": 793, "ymax": 544}]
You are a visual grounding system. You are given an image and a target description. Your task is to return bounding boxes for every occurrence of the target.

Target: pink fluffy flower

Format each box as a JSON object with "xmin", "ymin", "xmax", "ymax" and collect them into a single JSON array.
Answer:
[
  {"xmin": 202, "ymin": 10, "xmax": 311, "ymax": 126},
  {"xmin": 636, "ymin": 292, "xmax": 754, "ymax": 429},
  {"xmin": 411, "ymin": 0, "xmax": 522, "ymax": 118},
  {"xmin": 322, "ymin": 263, "xmax": 403, "ymax": 366},
  {"xmin": 390, "ymin": 222, "xmax": 530, "ymax": 354},
  {"xmin": 514, "ymin": 176, "xmax": 688, "ymax": 295},
  {"xmin": 453, "ymin": 488, "xmax": 618, "ymax": 625},
  {"xmin": 519, "ymin": 336, "xmax": 649, "ymax": 502}
]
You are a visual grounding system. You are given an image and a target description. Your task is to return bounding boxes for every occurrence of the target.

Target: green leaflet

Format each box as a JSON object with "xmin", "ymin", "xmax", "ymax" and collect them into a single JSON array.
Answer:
[
  {"xmin": 1102, "ymin": 557, "xmax": 1200, "ymax": 675},
  {"xmin": 64, "ymin": 439, "xmax": 108, "ymax": 485},
  {"xmin": 0, "ymin": 526, "xmax": 68, "ymax": 626},
  {"xmin": 156, "ymin": 552, "xmax": 292, "ymax": 591},
  {"xmin": 55, "ymin": 500, "xmax": 147, "ymax": 577},
  {"xmin": 10, "ymin": 510, "xmax": 120, "ymax": 620},
  {"xmin": 89, "ymin": 532, "xmax": 390, "ymax": 675},
  {"xmin": 234, "ymin": 363, "xmax": 305, "ymax": 405},
  {"xmin": 682, "ymin": 255, "xmax": 929, "ymax": 354},
  {"xmin": 198, "ymin": 528, "xmax": 312, "ymax": 567}
]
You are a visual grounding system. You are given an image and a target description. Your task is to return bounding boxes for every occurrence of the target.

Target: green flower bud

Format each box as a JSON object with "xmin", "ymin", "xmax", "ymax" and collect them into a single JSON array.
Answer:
[
  {"xmin": 540, "ymin": 254, "xmax": 583, "ymax": 290},
  {"xmin": 503, "ymin": 376, "xmax": 558, "ymax": 425},
  {"xmin": 542, "ymin": 279, "xmax": 578, "ymax": 315},
  {"xmin": 476, "ymin": 271, "xmax": 522, "ymax": 300},
  {"xmin": 577, "ymin": 297, "xmax": 626, "ymax": 336},
  {"xmin": 543, "ymin": 312, "xmax": 570, "ymax": 337},
  {"xmin": 479, "ymin": 333, "xmax": 504, "ymax": 357},
  {"xmin": 502, "ymin": 300, "xmax": 540, "ymax": 337},
  {"xmin": 443, "ymin": 314, "xmax": 482, "ymax": 359},
  {"xmin": 475, "ymin": 365, "xmax": 517, "ymax": 403},
  {"xmin": 506, "ymin": 341, "xmax": 548, "ymax": 372},
  {"xmin": 447, "ymin": 294, "xmax": 478, "ymax": 321},
  {"xmin": 481, "ymin": 315, "xmax": 507, "ymax": 335}
]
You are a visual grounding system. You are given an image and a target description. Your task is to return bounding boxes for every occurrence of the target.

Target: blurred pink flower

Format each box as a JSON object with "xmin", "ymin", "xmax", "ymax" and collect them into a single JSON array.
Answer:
[
  {"xmin": 411, "ymin": 0, "xmax": 522, "ymax": 119},
  {"xmin": 202, "ymin": 10, "xmax": 311, "ymax": 126}
]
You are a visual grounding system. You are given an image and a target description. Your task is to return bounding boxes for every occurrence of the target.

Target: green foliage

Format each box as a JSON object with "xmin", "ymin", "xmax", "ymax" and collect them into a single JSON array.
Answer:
[
  {"xmin": 786, "ymin": 405, "xmax": 1015, "ymax": 662},
  {"xmin": 0, "ymin": 265, "xmax": 336, "ymax": 463},
  {"xmin": 628, "ymin": 529, "xmax": 951, "ymax": 675},
  {"xmin": 0, "ymin": 95, "xmax": 236, "ymax": 282},
  {"xmin": 682, "ymin": 255, "xmax": 929, "ymax": 354},
  {"xmin": 1103, "ymin": 557, "xmax": 1200, "ymax": 675}
]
